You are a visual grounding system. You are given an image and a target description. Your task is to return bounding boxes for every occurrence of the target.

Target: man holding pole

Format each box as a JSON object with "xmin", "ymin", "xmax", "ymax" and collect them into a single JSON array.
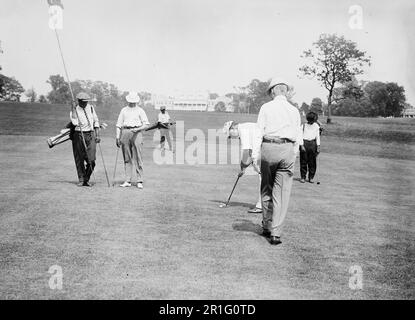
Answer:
[
  {"xmin": 252, "ymin": 77, "xmax": 303, "ymax": 245},
  {"xmin": 116, "ymin": 92, "xmax": 150, "ymax": 189},
  {"xmin": 70, "ymin": 92, "xmax": 101, "ymax": 187}
]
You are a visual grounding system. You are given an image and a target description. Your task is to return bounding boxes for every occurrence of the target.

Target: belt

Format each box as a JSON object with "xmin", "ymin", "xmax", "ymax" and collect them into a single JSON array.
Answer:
[
  {"xmin": 304, "ymin": 139, "xmax": 316, "ymax": 142},
  {"xmin": 74, "ymin": 130, "xmax": 93, "ymax": 133},
  {"xmin": 263, "ymin": 137, "xmax": 294, "ymax": 144},
  {"xmin": 123, "ymin": 126, "xmax": 140, "ymax": 129}
]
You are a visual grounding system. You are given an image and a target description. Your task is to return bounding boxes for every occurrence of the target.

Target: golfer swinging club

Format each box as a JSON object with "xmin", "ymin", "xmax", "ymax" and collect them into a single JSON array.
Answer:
[
  {"xmin": 252, "ymin": 77, "xmax": 303, "ymax": 245},
  {"xmin": 115, "ymin": 92, "xmax": 150, "ymax": 189},
  {"xmin": 223, "ymin": 120, "xmax": 262, "ymax": 214},
  {"xmin": 70, "ymin": 92, "xmax": 101, "ymax": 187}
]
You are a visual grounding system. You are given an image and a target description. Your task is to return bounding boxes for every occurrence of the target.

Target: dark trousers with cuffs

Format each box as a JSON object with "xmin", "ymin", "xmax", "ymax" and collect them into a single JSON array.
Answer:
[
  {"xmin": 300, "ymin": 139, "xmax": 317, "ymax": 180},
  {"xmin": 72, "ymin": 131, "xmax": 96, "ymax": 183}
]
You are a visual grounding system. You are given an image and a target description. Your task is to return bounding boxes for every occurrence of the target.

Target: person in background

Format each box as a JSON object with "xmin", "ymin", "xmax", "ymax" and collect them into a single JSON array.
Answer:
[
  {"xmin": 299, "ymin": 111, "xmax": 321, "ymax": 183},
  {"xmin": 158, "ymin": 106, "xmax": 174, "ymax": 153}
]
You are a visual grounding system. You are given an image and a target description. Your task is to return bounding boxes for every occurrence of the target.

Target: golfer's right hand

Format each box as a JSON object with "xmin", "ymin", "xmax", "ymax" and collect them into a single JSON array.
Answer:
[
  {"xmin": 252, "ymin": 161, "xmax": 261, "ymax": 174},
  {"xmin": 116, "ymin": 138, "xmax": 121, "ymax": 148},
  {"xmin": 238, "ymin": 170, "xmax": 245, "ymax": 178}
]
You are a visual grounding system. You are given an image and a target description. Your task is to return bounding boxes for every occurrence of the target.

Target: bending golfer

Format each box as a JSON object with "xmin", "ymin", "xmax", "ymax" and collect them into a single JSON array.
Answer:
[
  {"xmin": 300, "ymin": 111, "xmax": 320, "ymax": 183},
  {"xmin": 116, "ymin": 92, "xmax": 150, "ymax": 189},
  {"xmin": 70, "ymin": 92, "xmax": 101, "ymax": 187},
  {"xmin": 252, "ymin": 77, "xmax": 303, "ymax": 245},
  {"xmin": 223, "ymin": 121, "xmax": 262, "ymax": 214}
]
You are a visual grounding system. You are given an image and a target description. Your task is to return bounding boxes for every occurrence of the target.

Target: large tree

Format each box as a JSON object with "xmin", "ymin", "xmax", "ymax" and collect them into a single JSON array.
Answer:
[
  {"xmin": 25, "ymin": 87, "xmax": 37, "ymax": 103},
  {"xmin": 299, "ymin": 34, "xmax": 371, "ymax": 123},
  {"xmin": 47, "ymin": 74, "xmax": 71, "ymax": 104},
  {"xmin": 0, "ymin": 74, "xmax": 25, "ymax": 102}
]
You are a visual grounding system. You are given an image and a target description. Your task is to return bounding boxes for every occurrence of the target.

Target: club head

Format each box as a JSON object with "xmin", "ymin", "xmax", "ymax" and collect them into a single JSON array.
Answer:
[
  {"xmin": 219, "ymin": 203, "xmax": 227, "ymax": 208},
  {"xmin": 317, "ymin": 182, "xmax": 320, "ymax": 185}
]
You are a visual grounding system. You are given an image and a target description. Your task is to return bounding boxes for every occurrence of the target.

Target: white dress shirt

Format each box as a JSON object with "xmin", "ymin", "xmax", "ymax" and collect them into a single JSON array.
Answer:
[
  {"xmin": 70, "ymin": 104, "xmax": 99, "ymax": 131},
  {"xmin": 238, "ymin": 122, "xmax": 260, "ymax": 150},
  {"xmin": 252, "ymin": 95, "xmax": 303, "ymax": 160},
  {"xmin": 116, "ymin": 106, "xmax": 150, "ymax": 129},
  {"xmin": 158, "ymin": 112, "xmax": 170, "ymax": 124},
  {"xmin": 302, "ymin": 123, "xmax": 320, "ymax": 145}
]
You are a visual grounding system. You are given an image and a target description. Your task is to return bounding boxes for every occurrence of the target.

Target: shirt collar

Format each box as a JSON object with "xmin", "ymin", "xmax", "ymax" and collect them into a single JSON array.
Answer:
[{"xmin": 273, "ymin": 95, "xmax": 287, "ymax": 101}]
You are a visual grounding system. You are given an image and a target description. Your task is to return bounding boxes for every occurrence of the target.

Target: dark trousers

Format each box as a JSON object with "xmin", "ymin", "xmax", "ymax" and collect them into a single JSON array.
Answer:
[
  {"xmin": 72, "ymin": 131, "xmax": 96, "ymax": 183},
  {"xmin": 300, "ymin": 139, "xmax": 317, "ymax": 180}
]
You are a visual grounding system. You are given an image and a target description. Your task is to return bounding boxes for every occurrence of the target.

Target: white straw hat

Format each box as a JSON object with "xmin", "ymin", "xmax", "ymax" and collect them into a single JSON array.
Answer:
[{"xmin": 126, "ymin": 92, "xmax": 141, "ymax": 103}]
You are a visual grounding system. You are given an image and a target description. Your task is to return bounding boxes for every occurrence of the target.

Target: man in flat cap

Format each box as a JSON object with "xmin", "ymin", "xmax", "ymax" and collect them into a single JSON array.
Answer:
[
  {"xmin": 70, "ymin": 92, "xmax": 101, "ymax": 187},
  {"xmin": 116, "ymin": 92, "xmax": 150, "ymax": 189},
  {"xmin": 252, "ymin": 77, "xmax": 303, "ymax": 245}
]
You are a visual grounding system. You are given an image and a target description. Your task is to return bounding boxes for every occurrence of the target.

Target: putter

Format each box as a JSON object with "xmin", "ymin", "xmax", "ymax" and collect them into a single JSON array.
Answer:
[
  {"xmin": 219, "ymin": 174, "xmax": 241, "ymax": 208},
  {"xmin": 98, "ymin": 143, "xmax": 111, "ymax": 187},
  {"xmin": 112, "ymin": 147, "xmax": 120, "ymax": 187},
  {"xmin": 316, "ymin": 154, "xmax": 320, "ymax": 185}
]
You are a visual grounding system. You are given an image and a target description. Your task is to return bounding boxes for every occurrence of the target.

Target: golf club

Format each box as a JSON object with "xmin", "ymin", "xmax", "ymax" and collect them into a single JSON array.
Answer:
[
  {"xmin": 219, "ymin": 173, "xmax": 241, "ymax": 208},
  {"xmin": 316, "ymin": 154, "xmax": 320, "ymax": 185},
  {"xmin": 112, "ymin": 147, "xmax": 120, "ymax": 187},
  {"xmin": 98, "ymin": 143, "xmax": 110, "ymax": 187}
]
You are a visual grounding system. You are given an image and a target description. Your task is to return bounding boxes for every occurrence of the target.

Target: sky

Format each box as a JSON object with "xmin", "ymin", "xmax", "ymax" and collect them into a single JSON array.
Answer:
[{"xmin": 0, "ymin": 0, "xmax": 414, "ymax": 105}]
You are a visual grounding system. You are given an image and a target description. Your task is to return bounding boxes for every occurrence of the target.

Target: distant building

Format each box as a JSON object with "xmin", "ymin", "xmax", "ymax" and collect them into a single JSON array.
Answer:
[
  {"xmin": 151, "ymin": 93, "xmax": 234, "ymax": 112},
  {"xmin": 402, "ymin": 108, "xmax": 415, "ymax": 118}
]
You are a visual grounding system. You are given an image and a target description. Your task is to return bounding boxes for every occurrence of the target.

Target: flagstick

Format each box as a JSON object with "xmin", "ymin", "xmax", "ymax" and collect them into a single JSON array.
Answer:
[{"xmin": 53, "ymin": 28, "xmax": 96, "ymax": 184}]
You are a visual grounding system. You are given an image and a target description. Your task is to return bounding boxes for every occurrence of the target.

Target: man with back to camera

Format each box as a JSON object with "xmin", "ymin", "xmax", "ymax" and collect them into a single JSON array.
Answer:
[{"xmin": 252, "ymin": 77, "xmax": 303, "ymax": 245}]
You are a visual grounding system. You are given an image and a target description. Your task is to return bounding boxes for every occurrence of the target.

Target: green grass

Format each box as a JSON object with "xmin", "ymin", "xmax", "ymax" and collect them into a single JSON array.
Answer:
[{"xmin": 0, "ymin": 102, "xmax": 414, "ymax": 299}]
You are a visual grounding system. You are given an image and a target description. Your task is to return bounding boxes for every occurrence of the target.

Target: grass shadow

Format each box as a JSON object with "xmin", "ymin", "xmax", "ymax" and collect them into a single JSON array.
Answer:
[{"xmin": 232, "ymin": 219, "xmax": 263, "ymax": 236}]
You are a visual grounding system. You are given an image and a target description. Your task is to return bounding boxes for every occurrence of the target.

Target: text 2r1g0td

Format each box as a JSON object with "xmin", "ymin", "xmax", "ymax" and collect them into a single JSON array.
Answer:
[{"xmin": 202, "ymin": 304, "xmax": 255, "ymax": 315}]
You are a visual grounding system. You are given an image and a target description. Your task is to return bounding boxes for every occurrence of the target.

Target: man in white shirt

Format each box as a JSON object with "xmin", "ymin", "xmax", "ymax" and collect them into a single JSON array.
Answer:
[
  {"xmin": 300, "ymin": 111, "xmax": 321, "ymax": 183},
  {"xmin": 223, "ymin": 121, "xmax": 262, "ymax": 214},
  {"xmin": 158, "ymin": 106, "xmax": 174, "ymax": 152},
  {"xmin": 252, "ymin": 77, "xmax": 303, "ymax": 245},
  {"xmin": 70, "ymin": 92, "xmax": 101, "ymax": 187},
  {"xmin": 115, "ymin": 92, "xmax": 150, "ymax": 189}
]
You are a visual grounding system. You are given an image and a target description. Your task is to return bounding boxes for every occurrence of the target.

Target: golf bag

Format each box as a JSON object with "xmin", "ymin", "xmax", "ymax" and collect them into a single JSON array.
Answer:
[{"xmin": 47, "ymin": 122, "xmax": 75, "ymax": 148}]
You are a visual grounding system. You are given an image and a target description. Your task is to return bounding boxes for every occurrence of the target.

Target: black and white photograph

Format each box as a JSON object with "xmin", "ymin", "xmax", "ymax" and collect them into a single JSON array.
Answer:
[{"xmin": 0, "ymin": 0, "xmax": 414, "ymax": 304}]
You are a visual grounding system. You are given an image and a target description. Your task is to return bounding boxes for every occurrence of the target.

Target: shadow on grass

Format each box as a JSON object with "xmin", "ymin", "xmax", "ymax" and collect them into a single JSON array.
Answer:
[
  {"xmin": 210, "ymin": 200, "xmax": 253, "ymax": 208},
  {"xmin": 232, "ymin": 219, "xmax": 263, "ymax": 236}
]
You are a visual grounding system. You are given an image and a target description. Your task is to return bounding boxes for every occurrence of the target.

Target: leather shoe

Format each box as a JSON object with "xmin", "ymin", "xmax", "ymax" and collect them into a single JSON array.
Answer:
[
  {"xmin": 309, "ymin": 178, "xmax": 314, "ymax": 184},
  {"xmin": 300, "ymin": 178, "xmax": 306, "ymax": 183},
  {"xmin": 82, "ymin": 181, "xmax": 92, "ymax": 187},
  {"xmin": 262, "ymin": 229, "xmax": 271, "ymax": 237},
  {"xmin": 270, "ymin": 236, "xmax": 282, "ymax": 245}
]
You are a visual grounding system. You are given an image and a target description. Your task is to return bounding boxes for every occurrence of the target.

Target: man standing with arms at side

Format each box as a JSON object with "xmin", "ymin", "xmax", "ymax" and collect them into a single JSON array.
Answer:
[
  {"xmin": 158, "ymin": 106, "xmax": 175, "ymax": 153},
  {"xmin": 70, "ymin": 92, "xmax": 101, "ymax": 187},
  {"xmin": 116, "ymin": 92, "xmax": 150, "ymax": 189},
  {"xmin": 252, "ymin": 77, "xmax": 303, "ymax": 245}
]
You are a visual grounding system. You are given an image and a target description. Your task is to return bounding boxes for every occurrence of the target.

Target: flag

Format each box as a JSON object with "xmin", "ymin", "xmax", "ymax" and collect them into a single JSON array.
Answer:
[
  {"xmin": 48, "ymin": 0, "xmax": 63, "ymax": 30},
  {"xmin": 47, "ymin": 0, "xmax": 64, "ymax": 9}
]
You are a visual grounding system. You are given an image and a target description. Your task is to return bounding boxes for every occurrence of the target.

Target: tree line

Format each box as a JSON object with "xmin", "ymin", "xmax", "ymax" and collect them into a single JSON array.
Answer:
[{"xmin": 1, "ymin": 33, "xmax": 412, "ymax": 118}]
